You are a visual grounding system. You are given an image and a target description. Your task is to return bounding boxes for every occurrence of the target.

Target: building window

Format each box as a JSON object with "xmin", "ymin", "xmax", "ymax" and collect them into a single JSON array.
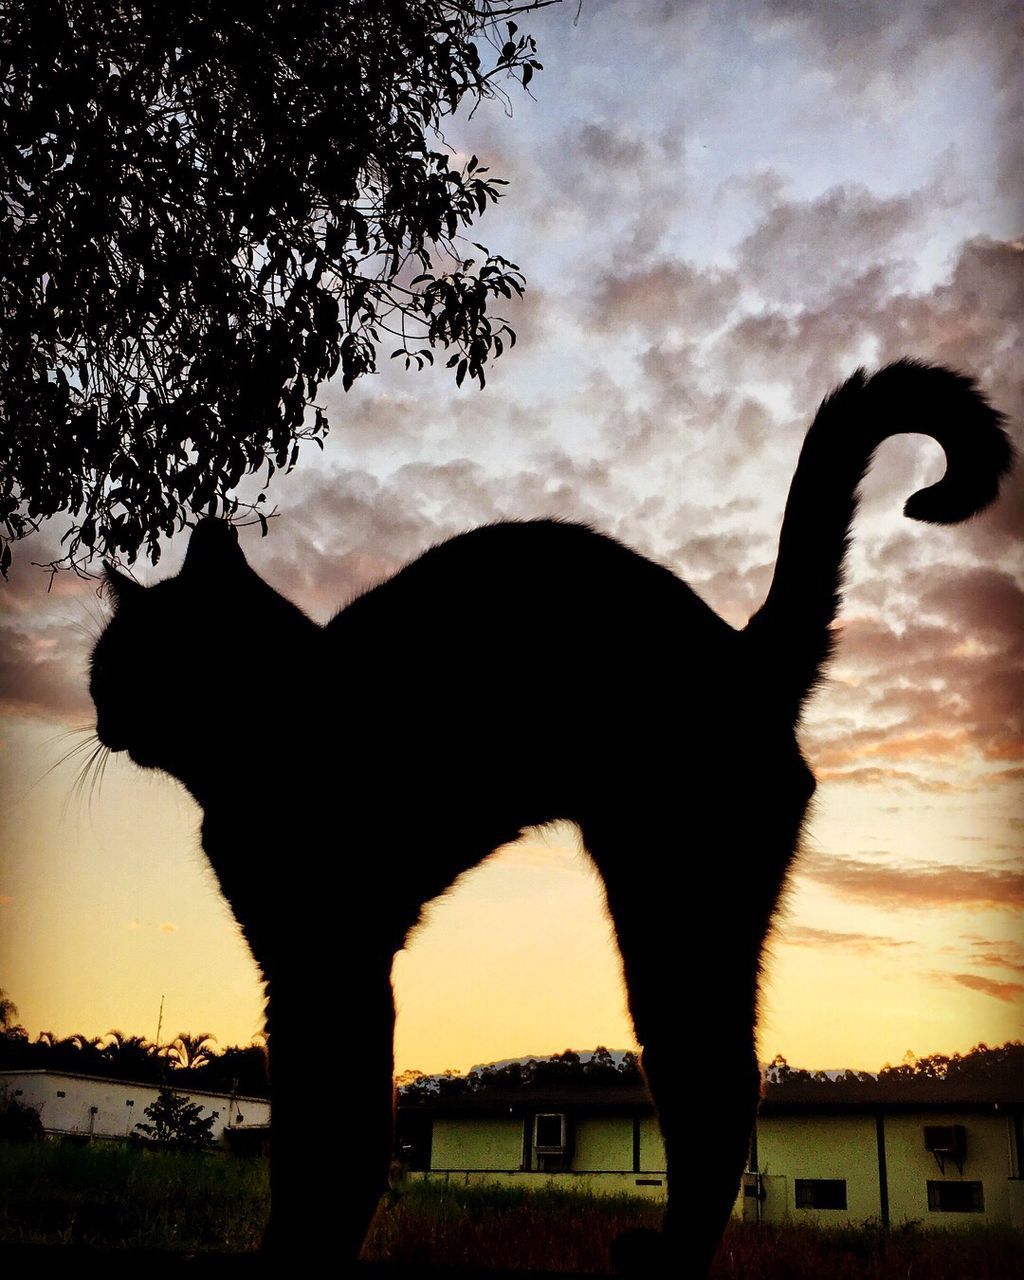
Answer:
[
  {"xmin": 126, "ymin": 1099, "xmax": 134, "ymax": 1107},
  {"xmin": 13, "ymin": 1089, "xmax": 23, "ymax": 1096},
  {"xmin": 928, "ymin": 1181, "xmax": 984, "ymax": 1213},
  {"xmin": 795, "ymin": 1179, "xmax": 847, "ymax": 1210},
  {"xmin": 56, "ymin": 1090, "xmax": 66, "ymax": 1098}
]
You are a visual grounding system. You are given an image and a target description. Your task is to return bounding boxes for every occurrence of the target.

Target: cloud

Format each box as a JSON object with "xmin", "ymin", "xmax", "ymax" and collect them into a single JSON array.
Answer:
[
  {"xmin": 778, "ymin": 924, "xmax": 913, "ymax": 952},
  {"xmin": 814, "ymin": 767, "xmax": 969, "ymax": 795},
  {"xmin": 158, "ymin": 922, "xmax": 178, "ymax": 934},
  {"xmin": 734, "ymin": 182, "xmax": 934, "ymax": 310},
  {"xmin": 554, "ymin": 121, "xmax": 688, "ymax": 258},
  {"xmin": 592, "ymin": 259, "xmax": 741, "ymax": 335},
  {"xmin": 817, "ymin": 730, "xmax": 972, "ymax": 769},
  {"xmin": 947, "ymin": 972, "xmax": 1024, "ymax": 1003},
  {"xmin": 0, "ymin": 622, "xmax": 95, "ymax": 722},
  {"xmin": 959, "ymin": 937, "xmax": 1024, "ymax": 975},
  {"xmin": 798, "ymin": 853, "xmax": 1024, "ymax": 911},
  {"xmin": 802, "ymin": 559, "xmax": 1024, "ymax": 784},
  {"xmin": 757, "ymin": 0, "xmax": 1020, "ymax": 135},
  {"xmin": 0, "ymin": 895, "xmax": 12, "ymax": 905}
]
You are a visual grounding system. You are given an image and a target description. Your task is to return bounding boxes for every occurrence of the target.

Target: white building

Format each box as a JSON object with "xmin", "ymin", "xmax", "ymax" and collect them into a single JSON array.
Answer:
[{"xmin": 0, "ymin": 1068, "xmax": 270, "ymax": 1146}]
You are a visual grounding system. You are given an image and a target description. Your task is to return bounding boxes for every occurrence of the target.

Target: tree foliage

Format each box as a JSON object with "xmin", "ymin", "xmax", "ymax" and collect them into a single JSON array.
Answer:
[
  {"xmin": 0, "ymin": 1021, "xmax": 270, "ymax": 1096},
  {"xmin": 134, "ymin": 1086, "xmax": 218, "ymax": 1151},
  {"xmin": 398, "ymin": 1048, "xmax": 644, "ymax": 1104},
  {"xmin": 0, "ymin": 986, "xmax": 18, "ymax": 1031},
  {"xmin": 163, "ymin": 1031, "xmax": 218, "ymax": 1071},
  {"xmin": 0, "ymin": 0, "xmax": 554, "ymax": 576},
  {"xmin": 764, "ymin": 1042, "xmax": 1024, "ymax": 1096},
  {"xmin": 0, "ymin": 1083, "xmax": 43, "ymax": 1140}
]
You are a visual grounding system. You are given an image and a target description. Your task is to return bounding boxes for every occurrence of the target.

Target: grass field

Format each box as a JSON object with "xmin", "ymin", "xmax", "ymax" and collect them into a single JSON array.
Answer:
[
  {"xmin": 2, "ymin": 1141, "xmax": 1022, "ymax": 1276},
  {"xmin": 0, "ymin": 1139, "xmax": 268, "ymax": 1252}
]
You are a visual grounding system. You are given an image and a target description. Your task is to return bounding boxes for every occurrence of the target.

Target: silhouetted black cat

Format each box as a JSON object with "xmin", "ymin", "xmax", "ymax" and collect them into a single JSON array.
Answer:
[{"xmin": 90, "ymin": 360, "xmax": 1011, "ymax": 1274}]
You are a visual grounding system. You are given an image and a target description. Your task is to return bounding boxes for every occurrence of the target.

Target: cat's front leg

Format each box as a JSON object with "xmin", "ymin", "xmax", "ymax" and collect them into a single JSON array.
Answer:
[{"xmin": 262, "ymin": 949, "xmax": 397, "ymax": 1263}]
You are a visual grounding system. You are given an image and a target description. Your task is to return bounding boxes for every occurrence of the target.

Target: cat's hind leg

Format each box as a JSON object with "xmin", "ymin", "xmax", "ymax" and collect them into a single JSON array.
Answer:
[{"xmin": 582, "ymin": 815, "xmax": 763, "ymax": 1278}]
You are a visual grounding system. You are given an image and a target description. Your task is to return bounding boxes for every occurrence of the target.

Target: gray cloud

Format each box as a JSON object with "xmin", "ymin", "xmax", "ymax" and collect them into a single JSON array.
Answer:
[
  {"xmin": 734, "ymin": 182, "xmax": 932, "ymax": 310},
  {"xmin": 805, "ymin": 565, "xmax": 1023, "ymax": 780},
  {"xmin": 592, "ymin": 259, "xmax": 740, "ymax": 335}
]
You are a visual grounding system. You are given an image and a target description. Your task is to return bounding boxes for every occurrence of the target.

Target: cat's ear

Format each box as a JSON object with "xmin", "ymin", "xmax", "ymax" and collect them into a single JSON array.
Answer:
[
  {"xmin": 103, "ymin": 563, "xmax": 145, "ymax": 606},
  {"xmin": 182, "ymin": 518, "xmax": 247, "ymax": 579}
]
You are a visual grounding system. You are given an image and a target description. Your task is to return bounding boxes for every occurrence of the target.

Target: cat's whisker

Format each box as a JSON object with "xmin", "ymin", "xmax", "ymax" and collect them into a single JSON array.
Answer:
[
  {"xmin": 61, "ymin": 745, "xmax": 95, "ymax": 822},
  {"xmin": 90, "ymin": 745, "xmax": 112, "ymax": 806},
  {"xmin": 62, "ymin": 596, "xmax": 112, "ymax": 648},
  {"xmin": 41, "ymin": 724, "xmax": 96, "ymax": 750},
  {"xmin": 66, "ymin": 742, "xmax": 107, "ymax": 818},
  {"xmin": 38, "ymin": 730, "xmax": 100, "ymax": 782},
  {"xmin": 20, "ymin": 730, "xmax": 102, "ymax": 807}
]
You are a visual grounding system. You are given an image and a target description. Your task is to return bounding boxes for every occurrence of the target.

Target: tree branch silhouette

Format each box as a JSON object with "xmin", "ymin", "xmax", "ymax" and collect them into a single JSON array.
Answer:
[{"xmin": 0, "ymin": 0, "xmax": 556, "ymax": 576}]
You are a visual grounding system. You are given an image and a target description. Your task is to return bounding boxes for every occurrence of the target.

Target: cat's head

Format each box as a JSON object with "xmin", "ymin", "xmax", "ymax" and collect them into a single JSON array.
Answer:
[{"xmin": 90, "ymin": 519, "xmax": 316, "ymax": 792}]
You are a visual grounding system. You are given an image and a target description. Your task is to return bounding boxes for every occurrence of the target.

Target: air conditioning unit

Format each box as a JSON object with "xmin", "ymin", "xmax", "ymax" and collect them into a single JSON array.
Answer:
[
  {"xmin": 924, "ymin": 1125, "xmax": 966, "ymax": 1156},
  {"xmin": 924, "ymin": 1124, "xmax": 966, "ymax": 1173},
  {"xmin": 534, "ymin": 1113, "xmax": 566, "ymax": 1153}
]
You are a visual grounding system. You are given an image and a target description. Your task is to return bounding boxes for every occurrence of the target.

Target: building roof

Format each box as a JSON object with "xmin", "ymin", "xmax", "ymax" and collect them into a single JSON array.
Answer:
[
  {"xmin": 402, "ymin": 1085, "xmax": 655, "ymax": 1119},
  {"xmin": 760, "ymin": 1074, "xmax": 1024, "ymax": 1114},
  {"xmin": 399, "ymin": 1076, "xmax": 1024, "ymax": 1119},
  {"xmin": 0, "ymin": 1067, "xmax": 270, "ymax": 1105}
]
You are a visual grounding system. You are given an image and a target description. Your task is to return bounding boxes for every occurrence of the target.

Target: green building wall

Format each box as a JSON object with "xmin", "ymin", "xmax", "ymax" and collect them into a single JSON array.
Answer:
[
  {"xmin": 431, "ymin": 1118, "xmax": 523, "ymax": 1171},
  {"xmin": 755, "ymin": 1115, "xmax": 880, "ymax": 1225},
  {"xmin": 883, "ymin": 1112, "xmax": 1013, "ymax": 1227},
  {"xmin": 422, "ymin": 1106, "xmax": 1023, "ymax": 1227},
  {"xmin": 750, "ymin": 1111, "xmax": 1021, "ymax": 1229},
  {"xmin": 573, "ymin": 1117, "xmax": 632, "ymax": 1170},
  {"xmin": 639, "ymin": 1115, "xmax": 666, "ymax": 1170}
]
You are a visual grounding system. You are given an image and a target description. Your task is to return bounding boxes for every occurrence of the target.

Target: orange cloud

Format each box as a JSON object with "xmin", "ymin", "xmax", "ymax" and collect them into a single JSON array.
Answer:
[
  {"xmin": 817, "ymin": 730, "xmax": 972, "ymax": 768},
  {"xmin": 966, "ymin": 946, "xmax": 1024, "ymax": 975},
  {"xmin": 948, "ymin": 973, "xmax": 1024, "ymax": 1003},
  {"xmin": 799, "ymin": 855, "xmax": 1024, "ymax": 912},
  {"xmin": 815, "ymin": 767, "xmax": 968, "ymax": 794},
  {"xmin": 779, "ymin": 925, "xmax": 913, "ymax": 952}
]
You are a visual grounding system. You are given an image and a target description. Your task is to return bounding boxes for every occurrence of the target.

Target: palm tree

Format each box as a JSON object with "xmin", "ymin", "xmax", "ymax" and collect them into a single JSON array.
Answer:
[
  {"xmin": 56, "ymin": 1032, "xmax": 105, "ymax": 1073},
  {"xmin": 101, "ymin": 1029, "xmax": 160, "ymax": 1079},
  {"xmin": 163, "ymin": 1032, "xmax": 217, "ymax": 1071}
]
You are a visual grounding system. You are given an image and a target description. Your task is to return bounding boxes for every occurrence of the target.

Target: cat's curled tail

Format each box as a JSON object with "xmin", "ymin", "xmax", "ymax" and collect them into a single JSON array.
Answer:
[{"xmin": 745, "ymin": 359, "xmax": 1013, "ymax": 714}]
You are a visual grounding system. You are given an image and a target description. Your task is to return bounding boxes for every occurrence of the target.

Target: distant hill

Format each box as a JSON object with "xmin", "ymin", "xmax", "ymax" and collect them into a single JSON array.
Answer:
[{"xmin": 469, "ymin": 1048, "xmax": 635, "ymax": 1073}]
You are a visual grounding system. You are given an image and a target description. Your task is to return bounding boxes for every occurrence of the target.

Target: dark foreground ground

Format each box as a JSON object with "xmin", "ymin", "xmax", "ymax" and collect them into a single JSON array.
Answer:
[{"xmin": 1, "ymin": 1142, "xmax": 1021, "ymax": 1277}]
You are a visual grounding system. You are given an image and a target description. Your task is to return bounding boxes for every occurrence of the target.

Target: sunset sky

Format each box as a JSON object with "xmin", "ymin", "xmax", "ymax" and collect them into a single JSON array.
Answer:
[{"xmin": 1, "ymin": 1, "xmax": 1021, "ymax": 1078}]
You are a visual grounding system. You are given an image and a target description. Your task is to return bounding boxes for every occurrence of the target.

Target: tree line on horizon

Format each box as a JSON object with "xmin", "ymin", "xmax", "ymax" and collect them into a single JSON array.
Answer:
[
  {"xmin": 396, "ymin": 1041, "xmax": 1024, "ymax": 1104},
  {"xmin": 2, "ymin": 986, "xmax": 1019, "ymax": 1104},
  {"xmin": 0, "ymin": 1021, "xmax": 270, "ymax": 1098}
]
